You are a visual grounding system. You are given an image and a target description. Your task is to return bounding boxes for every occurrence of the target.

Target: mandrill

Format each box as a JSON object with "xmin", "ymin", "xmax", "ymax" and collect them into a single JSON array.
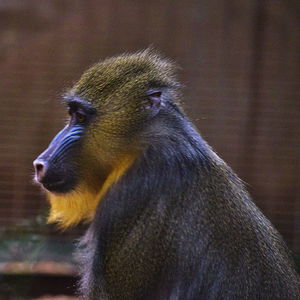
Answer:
[{"xmin": 34, "ymin": 50, "xmax": 300, "ymax": 299}]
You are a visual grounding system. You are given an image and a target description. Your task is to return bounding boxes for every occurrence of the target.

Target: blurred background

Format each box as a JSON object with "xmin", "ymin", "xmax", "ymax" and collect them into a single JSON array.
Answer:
[{"xmin": 0, "ymin": 0, "xmax": 299, "ymax": 299}]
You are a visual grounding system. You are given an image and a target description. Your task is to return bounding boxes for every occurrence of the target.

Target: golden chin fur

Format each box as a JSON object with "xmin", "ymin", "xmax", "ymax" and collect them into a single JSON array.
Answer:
[{"xmin": 47, "ymin": 155, "xmax": 136, "ymax": 229}]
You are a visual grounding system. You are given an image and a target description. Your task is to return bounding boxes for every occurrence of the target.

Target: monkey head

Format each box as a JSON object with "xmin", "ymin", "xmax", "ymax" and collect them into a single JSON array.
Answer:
[{"xmin": 33, "ymin": 50, "xmax": 180, "ymax": 228}]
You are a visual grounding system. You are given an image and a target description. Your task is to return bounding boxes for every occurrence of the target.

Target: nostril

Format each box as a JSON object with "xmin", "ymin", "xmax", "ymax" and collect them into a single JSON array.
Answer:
[
  {"xmin": 33, "ymin": 159, "xmax": 48, "ymax": 181},
  {"xmin": 35, "ymin": 163, "xmax": 44, "ymax": 173}
]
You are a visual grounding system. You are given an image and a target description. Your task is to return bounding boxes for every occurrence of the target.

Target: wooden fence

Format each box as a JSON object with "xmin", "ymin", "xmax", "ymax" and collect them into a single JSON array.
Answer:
[{"xmin": 0, "ymin": 0, "xmax": 299, "ymax": 252}]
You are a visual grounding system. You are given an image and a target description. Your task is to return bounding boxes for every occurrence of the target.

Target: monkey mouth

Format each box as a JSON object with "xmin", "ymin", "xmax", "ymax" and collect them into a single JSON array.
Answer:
[{"xmin": 41, "ymin": 179, "xmax": 73, "ymax": 194}]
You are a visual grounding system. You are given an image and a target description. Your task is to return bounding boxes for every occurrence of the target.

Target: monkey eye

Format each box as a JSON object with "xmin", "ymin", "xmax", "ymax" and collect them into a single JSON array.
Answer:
[
  {"xmin": 67, "ymin": 107, "xmax": 86, "ymax": 124},
  {"xmin": 146, "ymin": 90, "xmax": 162, "ymax": 110},
  {"xmin": 149, "ymin": 91, "xmax": 161, "ymax": 98},
  {"xmin": 75, "ymin": 111, "xmax": 86, "ymax": 123}
]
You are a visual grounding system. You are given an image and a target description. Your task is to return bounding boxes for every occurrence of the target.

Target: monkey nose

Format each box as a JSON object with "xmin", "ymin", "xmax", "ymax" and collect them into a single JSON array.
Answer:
[{"xmin": 33, "ymin": 159, "xmax": 48, "ymax": 182}]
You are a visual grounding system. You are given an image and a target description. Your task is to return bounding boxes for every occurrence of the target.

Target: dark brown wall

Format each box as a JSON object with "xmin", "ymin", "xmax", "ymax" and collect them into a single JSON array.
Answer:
[{"xmin": 0, "ymin": 0, "xmax": 299, "ymax": 252}]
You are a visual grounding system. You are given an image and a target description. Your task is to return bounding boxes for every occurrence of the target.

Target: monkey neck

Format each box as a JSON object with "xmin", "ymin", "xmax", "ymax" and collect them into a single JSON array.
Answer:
[
  {"xmin": 90, "ymin": 116, "xmax": 219, "ymax": 235},
  {"xmin": 80, "ymin": 115, "xmax": 244, "ymax": 294}
]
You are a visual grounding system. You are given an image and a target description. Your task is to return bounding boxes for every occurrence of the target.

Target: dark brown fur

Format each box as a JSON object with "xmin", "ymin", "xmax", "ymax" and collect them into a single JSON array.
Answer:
[{"xmin": 34, "ymin": 50, "xmax": 300, "ymax": 299}]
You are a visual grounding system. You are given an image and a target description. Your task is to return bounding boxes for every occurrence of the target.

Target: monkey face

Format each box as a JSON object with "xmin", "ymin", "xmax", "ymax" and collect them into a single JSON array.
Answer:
[
  {"xmin": 33, "ymin": 50, "xmax": 180, "ymax": 227},
  {"xmin": 32, "ymin": 91, "xmax": 141, "ymax": 227}
]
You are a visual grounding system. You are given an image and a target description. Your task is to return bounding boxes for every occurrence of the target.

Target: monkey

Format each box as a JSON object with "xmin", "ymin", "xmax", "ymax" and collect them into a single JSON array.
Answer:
[{"xmin": 33, "ymin": 50, "xmax": 300, "ymax": 300}]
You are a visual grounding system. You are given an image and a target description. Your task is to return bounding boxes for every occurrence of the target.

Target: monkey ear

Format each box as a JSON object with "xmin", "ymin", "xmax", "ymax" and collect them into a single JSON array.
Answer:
[{"xmin": 146, "ymin": 90, "xmax": 162, "ymax": 111}]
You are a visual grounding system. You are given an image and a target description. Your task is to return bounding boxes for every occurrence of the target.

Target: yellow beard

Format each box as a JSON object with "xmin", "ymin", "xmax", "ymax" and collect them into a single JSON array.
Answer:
[{"xmin": 47, "ymin": 155, "xmax": 136, "ymax": 229}]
